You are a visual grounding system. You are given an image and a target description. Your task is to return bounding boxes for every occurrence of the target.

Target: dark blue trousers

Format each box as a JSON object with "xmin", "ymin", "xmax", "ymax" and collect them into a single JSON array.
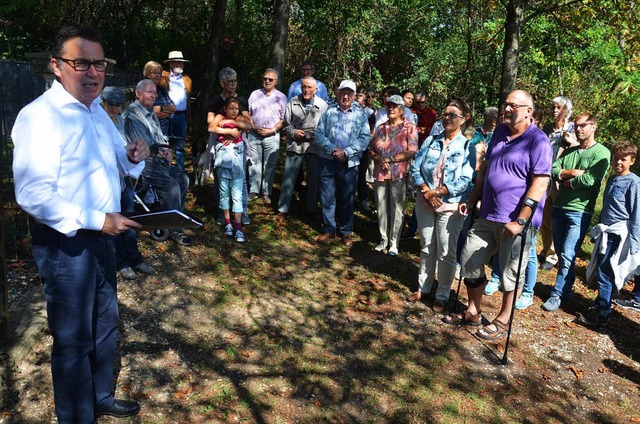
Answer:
[
  {"xmin": 318, "ymin": 158, "xmax": 358, "ymax": 235},
  {"xmin": 32, "ymin": 225, "xmax": 119, "ymax": 423}
]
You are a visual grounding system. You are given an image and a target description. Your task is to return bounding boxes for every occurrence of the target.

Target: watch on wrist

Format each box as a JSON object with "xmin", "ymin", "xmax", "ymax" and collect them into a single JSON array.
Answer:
[
  {"xmin": 435, "ymin": 188, "xmax": 440, "ymax": 197},
  {"xmin": 516, "ymin": 217, "xmax": 526, "ymax": 225}
]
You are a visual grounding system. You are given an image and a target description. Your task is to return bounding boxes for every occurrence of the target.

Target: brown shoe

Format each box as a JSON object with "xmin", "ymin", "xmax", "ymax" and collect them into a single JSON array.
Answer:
[
  {"xmin": 406, "ymin": 291, "xmax": 423, "ymax": 302},
  {"xmin": 276, "ymin": 212, "xmax": 286, "ymax": 224},
  {"xmin": 341, "ymin": 234, "xmax": 353, "ymax": 247},
  {"xmin": 316, "ymin": 233, "xmax": 336, "ymax": 243}
]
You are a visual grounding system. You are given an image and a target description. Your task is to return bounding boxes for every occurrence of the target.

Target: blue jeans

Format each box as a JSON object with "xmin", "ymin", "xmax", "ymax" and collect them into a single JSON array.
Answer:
[
  {"xmin": 170, "ymin": 111, "xmax": 188, "ymax": 172},
  {"xmin": 550, "ymin": 208, "xmax": 592, "ymax": 298},
  {"xmin": 594, "ymin": 233, "xmax": 621, "ymax": 315},
  {"xmin": 143, "ymin": 157, "xmax": 189, "ymax": 212},
  {"xmin": 115, "ymin": 179, "xmax": 142, "ymax": 270},
  {"xmin": 32, "ymin": 226, "xmax": 119, "ymax": 422},
  {"xmin": 217, "ymin": 172, "xmax": 244, "ymax": 213},
  {"xmin": 318, "ymin": 157, "xmax": 358, "ymax": 235},
  {"xmin": 278, "ymin": 152, "xmax": 319, "ymax": 213},
  {"xmin": 248, "ymin": 132, "xmax": 280, "ymax": 196},
  {"xmin": 634, "ymin": 275, "xmax": 640, "ymax": 302}
]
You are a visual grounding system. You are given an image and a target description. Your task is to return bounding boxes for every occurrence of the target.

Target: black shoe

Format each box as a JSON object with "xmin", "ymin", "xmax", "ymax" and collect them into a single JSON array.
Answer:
[
  {"xmin": 577, "ymin": 307, "xmax": 610, "ymax": 327},
  {"xmin": 95, "ymin": 399, "xmax": 141, "ymax": 418},
  {"xmin": 171, "ymin": 232, "xmax": 193, "ymax": 246}
]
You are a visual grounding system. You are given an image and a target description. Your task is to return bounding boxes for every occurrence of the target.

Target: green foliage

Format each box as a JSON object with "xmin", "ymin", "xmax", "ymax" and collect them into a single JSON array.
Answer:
[{"xmin": 1, "ymin": 0, "xmax": 638, "ymax": 144}]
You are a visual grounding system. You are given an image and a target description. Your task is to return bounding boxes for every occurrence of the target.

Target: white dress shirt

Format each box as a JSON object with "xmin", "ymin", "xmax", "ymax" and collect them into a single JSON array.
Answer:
[
  {"xmin": 169, "ymin": 73, "xmax": 188, "ymax": 111},
  {"xmin": 12, "ymin": 80, "xmax": 144, "ymax": 236}
]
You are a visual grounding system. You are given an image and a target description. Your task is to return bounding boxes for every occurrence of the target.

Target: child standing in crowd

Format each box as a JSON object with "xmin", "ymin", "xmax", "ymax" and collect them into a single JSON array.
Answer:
[
  {"xmin": 579, "ymin": 141, "xmax": 640, "ymax": 326},
  {"xmin": 207, "ymin": 97, "xmax": 251, "ymax": 242}
]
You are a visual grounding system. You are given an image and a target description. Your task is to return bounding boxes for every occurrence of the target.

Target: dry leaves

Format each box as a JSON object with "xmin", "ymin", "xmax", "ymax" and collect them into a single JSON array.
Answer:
[{"xmin": 569, "ymin": 366, "xmax": 584, "ymax": 380}]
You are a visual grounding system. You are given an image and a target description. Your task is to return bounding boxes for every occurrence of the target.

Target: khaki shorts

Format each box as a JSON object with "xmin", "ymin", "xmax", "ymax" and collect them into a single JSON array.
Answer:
[{"xmin": 460, "ymin": 217, "xmax": 536, "ymax": 292}]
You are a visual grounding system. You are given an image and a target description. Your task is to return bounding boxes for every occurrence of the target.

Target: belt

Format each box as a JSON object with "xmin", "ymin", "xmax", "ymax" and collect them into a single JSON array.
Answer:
[
  {"xmin": 174, "ymin": 110, "xmax": 187, "ymax": 115},
  {"xmin": 34, "ymin": 223, "xmax": 103, "ymax": 238}
]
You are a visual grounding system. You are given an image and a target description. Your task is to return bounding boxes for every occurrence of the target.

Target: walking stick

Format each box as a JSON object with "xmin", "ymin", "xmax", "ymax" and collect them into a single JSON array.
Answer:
[
  {"xmin": 501, "ymin": 200, "xmax": 538, "ymax": 365},
  {"xmin": 449, "ymin": 206, "xmax": 476, "ymax": 314}
]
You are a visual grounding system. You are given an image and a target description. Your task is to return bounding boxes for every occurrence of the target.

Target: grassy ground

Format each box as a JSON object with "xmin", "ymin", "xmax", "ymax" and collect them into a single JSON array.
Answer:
[{"xmin": 2, "ymin": 175, "xmax": 639, "ymax": 423}]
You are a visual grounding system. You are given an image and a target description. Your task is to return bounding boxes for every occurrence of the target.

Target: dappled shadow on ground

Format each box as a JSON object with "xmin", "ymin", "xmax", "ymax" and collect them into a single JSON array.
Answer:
[{"xmin": 3, "ymin": 178, "xmax": 640, "ymax": 423}]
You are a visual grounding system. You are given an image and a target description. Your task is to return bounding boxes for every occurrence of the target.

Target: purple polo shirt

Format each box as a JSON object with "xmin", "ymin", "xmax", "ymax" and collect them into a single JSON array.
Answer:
[
  {"xmin": 481, "ymin": 122, "xmax": 552, "ymax": 227},
  {"xmin": 248, "ymin": 88, "xmax": 287, "ymax": 129}
]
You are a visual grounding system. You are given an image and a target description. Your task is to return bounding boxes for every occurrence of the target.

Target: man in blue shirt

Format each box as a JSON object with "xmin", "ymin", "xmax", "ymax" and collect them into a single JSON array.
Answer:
[
  {"xmin": 315, "ymin": 80, "xmax": 370, "ymax": 246},
  {"xmin": 287, "ymin": 61, "xmax": 329, "ymax": 102}
]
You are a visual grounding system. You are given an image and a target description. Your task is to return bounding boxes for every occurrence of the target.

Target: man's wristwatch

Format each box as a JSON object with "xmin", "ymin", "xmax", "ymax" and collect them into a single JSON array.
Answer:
[{"xmin": 517, "ymin": 217, "xmax": 526, "ymax": 226}]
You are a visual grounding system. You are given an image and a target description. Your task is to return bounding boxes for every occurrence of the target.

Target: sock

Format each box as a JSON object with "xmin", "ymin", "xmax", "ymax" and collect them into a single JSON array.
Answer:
[{"xmin": 225, "ymin": 219, "xmax": 231, "ymax": 225}]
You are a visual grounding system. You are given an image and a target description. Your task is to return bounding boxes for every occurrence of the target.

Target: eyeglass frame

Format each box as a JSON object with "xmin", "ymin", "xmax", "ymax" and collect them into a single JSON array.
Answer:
[{"xmin": 54, "ymin": 57, "xmax": 108, "ymax": 72}]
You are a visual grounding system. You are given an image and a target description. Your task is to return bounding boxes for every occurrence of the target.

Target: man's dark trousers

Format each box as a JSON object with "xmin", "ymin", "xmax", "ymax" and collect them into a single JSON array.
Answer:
[{"xmin": 32, "ymin": 225, "xmax": 119, "ymax": 423}]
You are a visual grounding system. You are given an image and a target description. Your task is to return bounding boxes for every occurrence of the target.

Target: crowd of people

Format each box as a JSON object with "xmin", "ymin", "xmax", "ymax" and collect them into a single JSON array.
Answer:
[{"xmin": 10, "ymin": 25, "xmax": 640, "ymax": 422}]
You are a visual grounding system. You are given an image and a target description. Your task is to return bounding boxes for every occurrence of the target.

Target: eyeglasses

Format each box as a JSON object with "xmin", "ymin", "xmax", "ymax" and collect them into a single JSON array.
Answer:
[
  {"xmin": 502, "ymin": 102, "xmax": 530, "ymax": 110},
  {"xmin": 263, "ymin": 77, "xmax": 275, "ymax": 82},
  {"xmin": 386, "ymin": 103, "xmax": 403, "ymax": 109},
  {"xmin": 106, "ymin": 102, "xmax": 122, "ymax": 107},
  {"xmin": 143, "ymin": 90, "xmax": 157, "ymax": 96},
  {"xmin": 442, "ymin": 113, "xmax": 464, "ymax": 120},
  {"xmin": 224, "ymin": 79, "xmax": 238, "ymax": 84},
  {"xmin": 55, "ymin": 57, "xmax": 107, "ymax": 72},
  {"xmin": 415, "ymin": 101, "xmax": 426, "ymax": 104},
  {"xmin": 575, "ymin": 122, "xmax": 593, "ymax": 129}
]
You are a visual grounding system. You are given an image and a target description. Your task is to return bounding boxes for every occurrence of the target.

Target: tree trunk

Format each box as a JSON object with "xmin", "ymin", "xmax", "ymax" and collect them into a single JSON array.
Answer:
[
  {"xmin": 269, "ymin": 0, "xmax": 291, "ymax": 91},
  {"xmin": 191, "ymin": 0, "xmax": 227, "ymax": 144},
  {"xmin": 499, "ymin": 0, "xmax": 527, "ymax": 104}
]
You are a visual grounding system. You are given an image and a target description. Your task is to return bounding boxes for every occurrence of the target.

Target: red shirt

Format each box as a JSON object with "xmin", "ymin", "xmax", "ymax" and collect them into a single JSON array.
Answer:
[{"xmin": 413, "ymin": 106, "xmax": 438, "ymax": 146}]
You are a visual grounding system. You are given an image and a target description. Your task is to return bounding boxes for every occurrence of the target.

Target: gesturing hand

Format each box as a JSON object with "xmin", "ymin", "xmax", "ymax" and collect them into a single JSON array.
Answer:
[{"xmin": 127, "ymin": 138, "xmax": 150, "ymax": 163}]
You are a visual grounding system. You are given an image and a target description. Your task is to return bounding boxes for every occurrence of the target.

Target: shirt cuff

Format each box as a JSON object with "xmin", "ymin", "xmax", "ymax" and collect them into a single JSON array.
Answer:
[{"xmin": 81, "ymin": 209, "xmax": 107, "ymax": 232}]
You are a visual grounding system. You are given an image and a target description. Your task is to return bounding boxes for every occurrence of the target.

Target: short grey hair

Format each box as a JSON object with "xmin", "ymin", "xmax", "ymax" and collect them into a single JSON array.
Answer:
[
  {"xmin": 219, "ymin": 67, "xmax": 237, "ymax": 82},
  {"xmin": 484, "ymin": 106, "xmax": 499, "ymax": 121},
  {"xmin": 301, "ymin": 76, "xmax": 317, "ymax": 87},
  {"xmin": 263, "ymin": 68, "xmax": 278, "ymax": 79},
  {"xmin": 136, "ymin": 79, "xmax": 155, "ymax": 91},
  {"xmin": 552, "ymin": 96, "xmax": 573, "ymax": 120}
]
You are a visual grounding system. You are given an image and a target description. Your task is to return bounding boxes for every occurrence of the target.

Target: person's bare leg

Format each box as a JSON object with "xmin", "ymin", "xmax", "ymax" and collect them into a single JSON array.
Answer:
[{"xmin": 466, "ymin": 284, "xmax": 485, "ymax": 315}]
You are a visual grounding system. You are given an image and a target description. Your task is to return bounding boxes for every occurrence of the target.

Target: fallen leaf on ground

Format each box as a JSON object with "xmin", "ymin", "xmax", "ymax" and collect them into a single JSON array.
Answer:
[
  {"xmin": 565, "ymin": 321, "xmax": 577, "ymax": 328},
  {"xmin": 630, "ymin": 417, "xmax": 640, "ymax": 423},
  {"xmin": 569, "ymin": 366, "xmax": 584, "ymax": 380},
  {"xmin": 545, "ymin": 325, "xmax": 559, "ymax": 331},
  {"xmin": 598, "ymin": 367, "xmax": 611, "ymax": 373},
  {"xmin": 542, "ymin": 373, "xmax": 552, "ymax": 380}
]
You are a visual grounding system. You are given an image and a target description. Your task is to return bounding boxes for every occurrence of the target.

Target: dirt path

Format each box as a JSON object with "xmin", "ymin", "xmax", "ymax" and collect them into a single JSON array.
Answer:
[{"xmin": 1, "ymin": 198, "xmax": 639, "ymax": 423}]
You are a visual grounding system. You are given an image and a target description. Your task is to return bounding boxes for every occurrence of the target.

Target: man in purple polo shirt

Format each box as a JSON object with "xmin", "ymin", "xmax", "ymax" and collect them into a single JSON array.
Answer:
[
  {"xmin": 443, "ymin": 90, "xmax": 552, "ymax": 341},
  {"xmin": 248, "ymin": 68, "xmax": 288, "ymax": 204}
]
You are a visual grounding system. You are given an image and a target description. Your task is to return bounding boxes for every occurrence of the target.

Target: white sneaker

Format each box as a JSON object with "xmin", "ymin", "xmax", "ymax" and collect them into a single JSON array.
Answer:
[
  {"xmin": 235, "ymin": 229, "xmax": 246, "ymax": 243},
  {"xmin": 224, "ymin": 223, "xmax": 234, "ymax": 236},
  {"xmin": 374, "ymin": 242, "xmax": 386, "ymax": 252}
]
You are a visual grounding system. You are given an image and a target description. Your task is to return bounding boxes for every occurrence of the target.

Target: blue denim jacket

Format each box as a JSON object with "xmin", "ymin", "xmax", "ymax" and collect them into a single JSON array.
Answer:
[{"xmin": 410, "ymin": 131, "xmax": 475, "ymax": 203}]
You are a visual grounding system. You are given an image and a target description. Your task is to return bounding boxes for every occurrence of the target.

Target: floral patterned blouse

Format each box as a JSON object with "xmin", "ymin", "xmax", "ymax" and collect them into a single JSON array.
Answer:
[{"xmin": 369, "ymin": 119, "xmax": 418, "ymax": 181}]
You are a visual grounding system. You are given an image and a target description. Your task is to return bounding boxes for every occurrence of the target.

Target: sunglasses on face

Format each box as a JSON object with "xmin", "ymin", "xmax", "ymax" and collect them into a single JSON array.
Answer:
[{"xmin": 263, "ymin": 77, "xmax": 275, "ymax": 82}]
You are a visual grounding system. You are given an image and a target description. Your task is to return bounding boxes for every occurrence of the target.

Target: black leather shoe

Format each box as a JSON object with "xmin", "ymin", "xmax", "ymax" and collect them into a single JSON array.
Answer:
[{"xmin": 95, "ymin": 399, "xmax": 141, "ymax": 418}]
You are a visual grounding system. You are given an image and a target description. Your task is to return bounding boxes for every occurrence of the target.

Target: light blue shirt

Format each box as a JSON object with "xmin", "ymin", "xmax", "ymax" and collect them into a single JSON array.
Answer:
[{"xmin": 315, "ymin": 102, "xmax": 370, "ymax": 168}]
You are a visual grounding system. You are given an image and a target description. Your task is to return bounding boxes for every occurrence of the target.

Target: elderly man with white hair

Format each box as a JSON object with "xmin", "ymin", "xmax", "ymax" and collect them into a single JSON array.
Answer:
[
  {"xmin": 277, "ymin": 76, "xmax": 328, "ymax": 222},
  {"xmin": 314, "ymin": 79, "xmax": 371, "ymax": 246}
]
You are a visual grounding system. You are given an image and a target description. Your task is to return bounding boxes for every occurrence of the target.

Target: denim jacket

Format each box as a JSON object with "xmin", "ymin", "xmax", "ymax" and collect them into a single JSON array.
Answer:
[{"xmin": 410, "ymin": 131, "xmax": 475, "ymax": 203}]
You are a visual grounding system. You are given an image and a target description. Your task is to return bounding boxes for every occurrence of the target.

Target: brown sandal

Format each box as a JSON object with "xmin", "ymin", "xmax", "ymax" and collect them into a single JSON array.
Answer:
[
  {"xmin": 442, "ymin": 310, "xmax": 483, "ymax": 327},
  {"xmin": 476, "ymin": 319, "xmax": 509, "ymax": 341}
]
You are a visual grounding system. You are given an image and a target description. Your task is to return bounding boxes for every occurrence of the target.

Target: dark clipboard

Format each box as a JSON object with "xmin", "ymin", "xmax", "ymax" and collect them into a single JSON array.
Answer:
[{"xmin": 123, "ymin": 209, "xmax": 203, "ymax": 230}]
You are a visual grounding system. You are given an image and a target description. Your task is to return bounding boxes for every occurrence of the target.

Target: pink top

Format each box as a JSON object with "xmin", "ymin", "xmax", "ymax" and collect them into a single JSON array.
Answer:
[
  {"xmin": 217, "ymin": 118, "xmax": 243, "ymax": 144},
  {"xmin": 432, "ymin": 148, "xmax": 458, "ymax": 213},
  {"xmin": 370, "ymin": 119, "xmax": 418, "ymax": 181}
]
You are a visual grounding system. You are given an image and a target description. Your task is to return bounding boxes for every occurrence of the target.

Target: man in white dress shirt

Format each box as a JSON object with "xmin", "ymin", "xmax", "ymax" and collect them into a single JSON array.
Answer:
[{"xmin": 12, "ymin": 25, "xmax": 149, "ymax": 422}]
